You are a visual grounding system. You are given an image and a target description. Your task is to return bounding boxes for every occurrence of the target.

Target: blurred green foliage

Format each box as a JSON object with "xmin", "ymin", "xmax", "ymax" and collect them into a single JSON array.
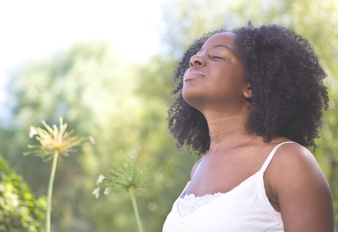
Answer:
[
  {"xmin": 0, "ymin": 0, "xmax": 337, "ymax": 231},
  {"xmin": 0, "ymin": 154, "xmax": 46, "ymax": 232},
  {"xmin": 0, "ymin": 41, "xmax": 196, "ymax": 231}
]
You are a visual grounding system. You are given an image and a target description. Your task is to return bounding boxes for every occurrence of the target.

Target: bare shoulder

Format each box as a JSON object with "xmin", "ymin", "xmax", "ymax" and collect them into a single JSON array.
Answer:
[
  {"xmin": 190, "ymin": 158, "xmax": 202, "ymax": 179},
  {"xmin": 268, "ymin": 142, "xmax": 328, "ymax": 189},
  {"xmin": 267, "ymin": 142, "xmax": 334, "ymax": 232},
  {"xmin": 268, "ymin": 142, "xmax": 324, "ymax": 180}
]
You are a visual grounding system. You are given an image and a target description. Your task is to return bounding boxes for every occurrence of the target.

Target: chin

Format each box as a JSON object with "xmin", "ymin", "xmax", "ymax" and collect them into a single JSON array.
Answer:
[{"xmin": 182, "ymin": 89, "xmax": 205, "ymax": 110}]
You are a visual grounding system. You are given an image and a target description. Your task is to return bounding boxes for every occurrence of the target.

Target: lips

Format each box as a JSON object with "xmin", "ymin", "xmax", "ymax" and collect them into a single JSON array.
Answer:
[{"xmin": 184, "ymin": 69, "xmax": 205, "ymax": 81}]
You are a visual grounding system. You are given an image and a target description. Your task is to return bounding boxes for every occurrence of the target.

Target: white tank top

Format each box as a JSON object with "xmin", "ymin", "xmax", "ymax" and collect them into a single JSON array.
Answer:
[{"xmin": 163, "ymin": 141, "xmax": 296, "ymax": 232}]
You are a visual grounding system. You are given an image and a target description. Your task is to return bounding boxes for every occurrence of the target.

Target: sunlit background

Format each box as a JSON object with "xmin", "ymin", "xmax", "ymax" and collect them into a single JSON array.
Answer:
[
  {"xmin": 0, "ymin": 0, "xmax": 337, "ymax": 231},
  {"xmin": 0, "ymin": 0, "xmax": 165, "ymax": 123}
]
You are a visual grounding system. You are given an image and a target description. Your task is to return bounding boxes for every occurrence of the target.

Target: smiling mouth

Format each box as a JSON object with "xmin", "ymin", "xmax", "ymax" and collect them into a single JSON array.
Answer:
[{"xmin": 184, "ymin": 70, "xmax": 205, "ymax": 81}]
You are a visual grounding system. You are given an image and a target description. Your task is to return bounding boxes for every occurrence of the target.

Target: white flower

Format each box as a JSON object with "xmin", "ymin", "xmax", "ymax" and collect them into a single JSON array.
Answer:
[
  {"xmin": 29, "ymin": 126, "xmax": 37, "ymax": 138},
  {"xmin": 92, "ymin": 188, "xmax": 100, "ymax": 199},
  {"xmin": 96, "ymin": 174, "xmax": 105, "ymax": 185},
  {"xmin": 89, "ymin": 136, "xmax": 96, "ymax": 144},
  {"xmin": 104, "ymin": 188, "xmax": 110, "ymax": 195}
]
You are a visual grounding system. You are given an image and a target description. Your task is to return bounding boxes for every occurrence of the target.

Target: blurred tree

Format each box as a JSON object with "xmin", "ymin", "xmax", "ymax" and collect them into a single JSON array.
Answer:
[
  {"xmin": 0, "ymin": 42, "xmax": 196, "ymax": 231},
  {"xmin": 0, "ymin": 153, "xmax": 46, "ymax": 232},
  {"xmin": 0, "ymin": 42, "xmax": 143, "ymax": 231}
]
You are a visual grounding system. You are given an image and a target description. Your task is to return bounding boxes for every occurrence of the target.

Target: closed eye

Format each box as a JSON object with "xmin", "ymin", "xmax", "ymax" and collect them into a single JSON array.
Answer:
[{"xmin": 212, "ymin": 56, "xmax": 224, "ymax": 59}]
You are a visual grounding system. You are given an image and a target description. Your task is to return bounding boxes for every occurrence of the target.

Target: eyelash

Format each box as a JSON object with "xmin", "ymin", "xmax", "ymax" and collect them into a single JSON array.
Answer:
[{"xmin": 211, "ymin": 56, "xmax": 223, "ymax": 59}]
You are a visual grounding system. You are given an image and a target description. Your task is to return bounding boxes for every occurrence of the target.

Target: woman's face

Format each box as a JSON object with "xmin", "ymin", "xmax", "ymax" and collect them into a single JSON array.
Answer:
[{"xmin": 182, "ymin": 32, "xmax": 251, "ymax": 114}]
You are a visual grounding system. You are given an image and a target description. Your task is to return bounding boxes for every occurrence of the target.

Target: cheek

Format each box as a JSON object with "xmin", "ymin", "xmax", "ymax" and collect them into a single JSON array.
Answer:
[{"xmin": 209, "ymin": 68, "xmax": 246, "ymax": 100}]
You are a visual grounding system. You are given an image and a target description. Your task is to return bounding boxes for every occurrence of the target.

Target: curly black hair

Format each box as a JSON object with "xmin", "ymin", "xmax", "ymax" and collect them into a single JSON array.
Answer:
[{"xmin": 167, "ymin": 22, "xmax": 329, "ymax": 156}]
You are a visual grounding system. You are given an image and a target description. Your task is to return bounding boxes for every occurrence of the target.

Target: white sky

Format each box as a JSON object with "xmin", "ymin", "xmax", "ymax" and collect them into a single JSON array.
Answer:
[{"xmin": 0, "ymin": 0, "xmax": 166, "ymax": 105}]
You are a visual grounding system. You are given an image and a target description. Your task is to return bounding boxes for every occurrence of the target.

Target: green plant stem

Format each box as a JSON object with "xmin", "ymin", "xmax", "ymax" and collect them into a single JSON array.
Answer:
[
  {"xmin": 129, "ymin": 188, "xmax": 143, "ymax": 232},
  {"xmin": 45, "ymin": 150, "xmax": 58, "ymax": 232}
]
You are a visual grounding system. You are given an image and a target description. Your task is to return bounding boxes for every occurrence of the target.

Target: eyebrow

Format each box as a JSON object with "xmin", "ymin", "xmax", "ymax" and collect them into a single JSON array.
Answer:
[{"xmin": 198, "ymin": 44, "xmax": 234, "ymax": 54}]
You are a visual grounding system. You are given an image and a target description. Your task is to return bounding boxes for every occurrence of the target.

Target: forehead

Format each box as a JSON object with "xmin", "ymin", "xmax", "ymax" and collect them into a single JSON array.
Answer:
[{"xmin": 203, "ymin": 32, "xmax": 236, "ymax": 48}]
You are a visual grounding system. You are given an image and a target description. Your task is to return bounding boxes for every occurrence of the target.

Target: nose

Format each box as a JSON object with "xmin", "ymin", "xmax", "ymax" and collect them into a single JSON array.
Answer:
[{"xmin": 189, "ymin": 54, "xmax": 206, "ymax": 68}]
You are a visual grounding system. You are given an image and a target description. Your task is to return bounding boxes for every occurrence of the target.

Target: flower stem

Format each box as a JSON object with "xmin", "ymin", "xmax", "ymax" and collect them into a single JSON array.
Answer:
[
  {"xmin": 46, "ymin": 150, "xmax": 58, "ymax": 232},
  {"xmin": 129, "ymin": 188, "xmax": 143, "ymax": 232}
]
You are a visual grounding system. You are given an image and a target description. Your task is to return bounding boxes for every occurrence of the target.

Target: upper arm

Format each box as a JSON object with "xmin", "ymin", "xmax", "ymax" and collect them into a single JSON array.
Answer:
[
  {"xmin": 191, "ymin": 159, "xmax": 202, "ymax": 179},
  {"xmin": 271, "ymin": 144, "xmax": 334, "ymax": 232}
]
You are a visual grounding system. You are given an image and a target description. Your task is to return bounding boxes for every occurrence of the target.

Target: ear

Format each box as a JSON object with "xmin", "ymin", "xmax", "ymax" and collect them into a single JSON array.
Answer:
[{"xmin": 243, "ymin": 82, "xmax": 252, "ymax": 99}]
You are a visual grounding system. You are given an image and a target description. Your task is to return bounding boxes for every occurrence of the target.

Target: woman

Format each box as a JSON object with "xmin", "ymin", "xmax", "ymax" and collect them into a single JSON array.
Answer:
[{"xmin": 163, "ymin": 22, "xmax": 335, "ymax": 231}]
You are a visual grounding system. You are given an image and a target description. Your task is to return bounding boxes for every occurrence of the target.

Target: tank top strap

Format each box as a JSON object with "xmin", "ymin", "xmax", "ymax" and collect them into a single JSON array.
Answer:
[
  {"xmin": 179, "ymin": 160, "xmax": 203, "ymax": 198},
  {"xmin": 192, "ymin": 159, "xmax": 202, "ymax": 178},
  {"xmin": 260, "ymin": 141, "xmax": 296, "ymax": 173}
]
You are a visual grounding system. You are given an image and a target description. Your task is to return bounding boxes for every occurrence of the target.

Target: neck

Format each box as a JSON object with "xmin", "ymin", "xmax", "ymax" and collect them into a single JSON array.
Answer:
[{"xmin": 204, "ymin": 110, "xmax": 253, "ymax": 154}]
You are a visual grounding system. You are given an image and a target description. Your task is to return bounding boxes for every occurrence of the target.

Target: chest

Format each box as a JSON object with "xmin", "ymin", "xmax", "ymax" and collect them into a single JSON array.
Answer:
[
  {"xmin": 163, "ymin": 173, "xmax": 284, "ymax": 232},
  {"xmin": 184, "ymin": 153, "xmax": 280, "ymax": 212}
]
